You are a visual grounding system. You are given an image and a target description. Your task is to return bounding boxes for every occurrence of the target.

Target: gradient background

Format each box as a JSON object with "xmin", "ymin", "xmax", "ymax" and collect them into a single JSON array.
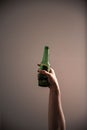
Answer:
[{"xmin": 0, "ymin": 0, "xmax": 87, "ymax": 130}]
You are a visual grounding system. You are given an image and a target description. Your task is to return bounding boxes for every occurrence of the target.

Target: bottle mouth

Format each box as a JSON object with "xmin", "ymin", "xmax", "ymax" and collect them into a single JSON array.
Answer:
[{"xmin": 45, "ymin": 46, "xmax": 49, "ymax": 49}]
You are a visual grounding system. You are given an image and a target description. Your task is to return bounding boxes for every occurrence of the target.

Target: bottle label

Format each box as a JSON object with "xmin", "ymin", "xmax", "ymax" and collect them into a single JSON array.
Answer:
[
  {"xmin": 40, "ymin": 64, "xmax": 50, "ymax": 71},
  {"xmin": 38, "ymin": 73, "xmax": 50, "ymax": 87}
]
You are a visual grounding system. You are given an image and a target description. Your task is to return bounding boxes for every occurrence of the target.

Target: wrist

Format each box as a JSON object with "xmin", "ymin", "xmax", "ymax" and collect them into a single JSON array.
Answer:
[{"xmin": 49, "ymin": 85, "xmax": 61, "ymax": 96}]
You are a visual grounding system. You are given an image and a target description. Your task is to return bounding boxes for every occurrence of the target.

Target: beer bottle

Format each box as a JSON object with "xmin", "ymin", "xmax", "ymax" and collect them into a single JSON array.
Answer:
[{"xmin": 38, "ymin": 46, "xmax": 50, "ymax": 87}]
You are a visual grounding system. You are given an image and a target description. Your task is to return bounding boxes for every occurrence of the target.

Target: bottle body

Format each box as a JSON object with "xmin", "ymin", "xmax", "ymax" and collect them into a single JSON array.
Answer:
[
  {"xmin": 38, "ymin": 46, "xmax": 50, "ymax": 87},
  {"xmin": 38, "ymin": 65, "xmax": 50, "ymax": 87}
]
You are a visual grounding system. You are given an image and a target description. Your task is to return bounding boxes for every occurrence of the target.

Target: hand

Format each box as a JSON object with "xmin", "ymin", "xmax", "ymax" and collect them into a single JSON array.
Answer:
[{"xmin": 38, "ymin": 65, "xmax": 60, "ymax": 94}]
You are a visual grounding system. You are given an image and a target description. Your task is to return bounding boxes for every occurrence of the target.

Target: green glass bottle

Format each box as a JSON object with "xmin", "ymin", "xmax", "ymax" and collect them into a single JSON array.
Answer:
[{"xmin": 38, "ymin": 46, "xmax": 50, "ymax": 87}]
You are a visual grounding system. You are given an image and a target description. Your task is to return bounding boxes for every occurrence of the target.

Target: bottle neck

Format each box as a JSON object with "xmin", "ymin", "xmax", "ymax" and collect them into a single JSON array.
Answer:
[{"xmin": 41, "ymin": 46, "xmax": 49, "ymax": 65}]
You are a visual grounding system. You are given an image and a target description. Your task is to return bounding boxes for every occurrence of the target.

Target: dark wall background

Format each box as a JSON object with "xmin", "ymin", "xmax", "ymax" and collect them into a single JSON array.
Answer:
[{"xmin": 0, "ymin": 1, "xmax": 87, "ymax": 130}]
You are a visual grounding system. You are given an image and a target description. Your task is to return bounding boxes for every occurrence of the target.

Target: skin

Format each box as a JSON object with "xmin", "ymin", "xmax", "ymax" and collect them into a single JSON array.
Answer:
[{"xmin": 38, "ymin": 66, "xmax": 66, "ymax": 130}]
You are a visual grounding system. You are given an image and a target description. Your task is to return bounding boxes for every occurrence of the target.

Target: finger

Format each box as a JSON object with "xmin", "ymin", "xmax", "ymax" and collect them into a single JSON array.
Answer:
[
  {"xmin": 49, "ymin": 68, "xmax": 55, "ymax": 74},
  {"xmin": 37, "ymin": 64, "xmax": 41, "ymax": 66},
  {"xmin": 37, "ymin": 68, "xmax": 41, "ymax": 72},
  {"xmin": 38, "ymin": 69, "xmax": 50, "ymax": 76}
]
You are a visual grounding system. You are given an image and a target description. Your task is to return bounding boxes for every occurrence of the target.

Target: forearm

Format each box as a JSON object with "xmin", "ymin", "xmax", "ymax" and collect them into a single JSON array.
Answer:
[
  {"xmin": 48, "ymin": 87, "xmax": 66, "ymax": 130},
  {"xmin": 37, "ymin": 67, "xmax": 66, "ymax": 130}
]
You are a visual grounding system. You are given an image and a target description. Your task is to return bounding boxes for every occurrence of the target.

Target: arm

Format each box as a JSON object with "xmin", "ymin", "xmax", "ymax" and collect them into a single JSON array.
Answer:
[
  {"xmin": 48, "ymin": 83, "xmax": 66, "ymax": 130},
  {"xmin": 38, "ymin": 68, "xmax": 66, "ymax": 130}
]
